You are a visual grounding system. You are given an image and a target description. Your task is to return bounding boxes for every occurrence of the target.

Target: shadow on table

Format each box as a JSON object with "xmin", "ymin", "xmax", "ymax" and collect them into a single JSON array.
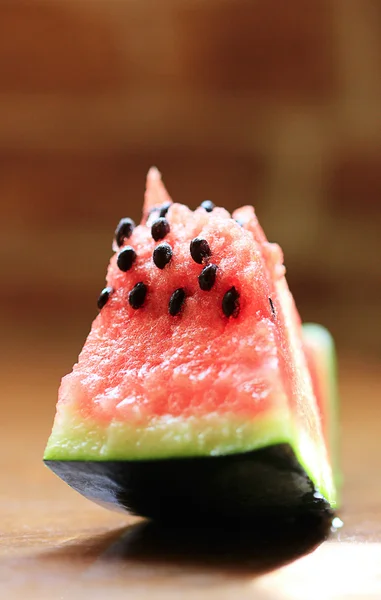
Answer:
[{"xmin": 41, "ymin": 509, "xmax": 335, "ymax": 577}]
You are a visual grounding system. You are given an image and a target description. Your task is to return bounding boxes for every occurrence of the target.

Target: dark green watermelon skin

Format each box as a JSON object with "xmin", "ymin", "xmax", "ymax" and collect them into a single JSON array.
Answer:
[{"xmin": 45, "ymin": 444, "xmax": 332, "ymax": 524}]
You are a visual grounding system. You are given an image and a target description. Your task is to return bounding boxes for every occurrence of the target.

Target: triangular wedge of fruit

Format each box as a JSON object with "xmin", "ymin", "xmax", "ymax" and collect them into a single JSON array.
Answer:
[{"xmin": 44, "ymin": 168, "xmax": 339, "ymax": 523}]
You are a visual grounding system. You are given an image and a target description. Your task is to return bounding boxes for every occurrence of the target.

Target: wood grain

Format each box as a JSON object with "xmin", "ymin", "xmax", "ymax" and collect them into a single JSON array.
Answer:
[{"xmin": 1, "ymin": 333, "xmax": 380, "ymax": 599}]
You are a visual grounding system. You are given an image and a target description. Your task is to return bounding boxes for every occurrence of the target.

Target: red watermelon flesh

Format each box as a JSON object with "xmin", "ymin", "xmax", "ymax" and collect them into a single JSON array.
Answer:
[{"xmin": 45, "ymin": 168, "xmax": 336, "ymax": 507}]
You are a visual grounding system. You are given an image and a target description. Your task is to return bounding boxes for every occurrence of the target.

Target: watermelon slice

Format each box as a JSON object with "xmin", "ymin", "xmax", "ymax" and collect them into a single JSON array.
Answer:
[
  {"xmin": 44, "ymin": 168, "xmax": 339, "ymax": 522},
  {"xmin": 303, "ymin": 324, "xmax": 340, "ymax": 495}
]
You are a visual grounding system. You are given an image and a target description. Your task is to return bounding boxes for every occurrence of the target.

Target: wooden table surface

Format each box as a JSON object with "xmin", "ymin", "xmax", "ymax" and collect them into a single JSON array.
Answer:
[{"xmin": 1, "ymin": 332, "xmax": 380, "ymax": 600}]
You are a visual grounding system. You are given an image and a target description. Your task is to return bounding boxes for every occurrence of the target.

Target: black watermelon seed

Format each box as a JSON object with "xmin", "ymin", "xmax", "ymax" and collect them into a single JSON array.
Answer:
[
  {"xmin": 159, "ymin": 202, "xmax": 172, "ymax": 218},
  {"xmin": 153, "ymin": 243, "xmax": 173, "ymax": 269},
  {"xmin": 117, "ymin": 246, "xmax": 136, "ymax": 272},
  {"xmin": 200, "ymin": 200, "xmax": 215, "ymax": 212},
  {"xmin": 222, "ymin": 287, "xmax": 240, "ymax": 318},
  {"xmin": 128, "ymin": 282, "xmax": 147, "ymax": 309},
  {"xmin": 235, "ymin": 218, "xmax": 244, "ymax": 227},
  {"xmin": 115, "ymin": 218, "xmax": 135, "ymax": 247},
  {"xmin": 190, "ymin": 237, "xmax": 211, "ymax": 264},
  {"xmin": 169, "ymin": 288, "xmax": 186, "ymax": 316},
  {"xmin": 151, "ymin": 218, "xmax": 170, "ymax": 242},
  {"xmin": 269, "ymin": 297, "xmax": 276, "ymax": 317},
  {"xmin": 97, "ymin": 286, "xmax": 113, "ymax": 310},
  {"xmin": 198, "ymin": 263, "xmax": 218, "ymax": 291}
]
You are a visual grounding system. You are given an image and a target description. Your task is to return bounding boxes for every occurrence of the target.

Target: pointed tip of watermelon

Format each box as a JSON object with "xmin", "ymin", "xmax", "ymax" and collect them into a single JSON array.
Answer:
[
  {"xmin": 232, "ymin": 206, "xmax": 267, "ymax": 244},
  {"xmin": 147, "ymin": 165, "xmax": 161, "ymax": 180},
  {"xmin": 143, "ymin": 167, "xmax": 173, "ymax": 217}
]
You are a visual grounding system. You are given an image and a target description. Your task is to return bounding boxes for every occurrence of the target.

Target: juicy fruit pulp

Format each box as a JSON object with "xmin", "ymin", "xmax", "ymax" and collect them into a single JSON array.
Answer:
[{"xmin": 45, "ymin": 167, "xmax": 338, "ymax": 512}]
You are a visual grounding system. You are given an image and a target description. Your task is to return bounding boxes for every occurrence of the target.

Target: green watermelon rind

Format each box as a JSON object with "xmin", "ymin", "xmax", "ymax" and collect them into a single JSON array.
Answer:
[
  {"xmin": 302, "ymin": 323, "xmax": 341, "ymax": 498},
  {"xmin": 44, "ymin": 409, "xmax": 292, "ymax": 461},
  {"xmin": 44, "ymin": 404, "xmax": 336, "ymax": 507}
]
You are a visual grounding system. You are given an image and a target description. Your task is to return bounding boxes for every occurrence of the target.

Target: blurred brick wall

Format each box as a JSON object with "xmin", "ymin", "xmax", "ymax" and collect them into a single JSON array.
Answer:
[{"xmin": 0, "ymin": 0, "xmax": 380, "ymax": 357}]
